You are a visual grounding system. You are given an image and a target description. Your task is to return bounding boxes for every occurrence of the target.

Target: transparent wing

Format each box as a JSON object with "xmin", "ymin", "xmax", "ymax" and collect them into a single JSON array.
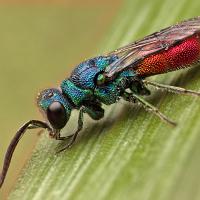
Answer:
[{"xmin": 104, "ymin": 16, "xmax": 200, "ymax": 79}]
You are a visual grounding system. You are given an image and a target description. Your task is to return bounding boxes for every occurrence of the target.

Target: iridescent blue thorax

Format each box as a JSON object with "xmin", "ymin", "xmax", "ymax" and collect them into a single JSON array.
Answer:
[
  {"xmin": 69, "ymin": 56, "xmax": 117, "ymax": 89},
  {"xmin": 60, "ymin": 55, "xmax": 135, "ymax": 106}
]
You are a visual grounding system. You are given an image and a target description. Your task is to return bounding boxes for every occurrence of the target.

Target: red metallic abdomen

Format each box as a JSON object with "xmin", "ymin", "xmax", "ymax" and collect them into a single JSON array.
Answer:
[{"xmin": 136, "ymin": 34, "xmax": 200, "ymax": 77}]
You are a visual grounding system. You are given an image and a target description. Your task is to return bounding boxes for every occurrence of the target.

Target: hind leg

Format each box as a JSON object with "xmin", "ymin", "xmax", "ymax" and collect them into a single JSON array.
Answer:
[
  {"xmin": 143, "ymin": 80, "xmax": 200, "ymax": 96},
  {"xmin": 123, "ymin": 92, "xmax": 176, "ymax": 126}
]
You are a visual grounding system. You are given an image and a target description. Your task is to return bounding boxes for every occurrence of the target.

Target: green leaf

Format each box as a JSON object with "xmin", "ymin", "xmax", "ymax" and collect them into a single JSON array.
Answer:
[{"xmin": 9, "ymin": 0, "xmax": 200, "ymax": 199}]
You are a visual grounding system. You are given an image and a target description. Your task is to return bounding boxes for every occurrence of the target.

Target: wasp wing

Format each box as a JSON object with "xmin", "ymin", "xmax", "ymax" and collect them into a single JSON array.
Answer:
[{"xmin": 104, "ymin": 16, "xmax": 200, "ymax": 79}]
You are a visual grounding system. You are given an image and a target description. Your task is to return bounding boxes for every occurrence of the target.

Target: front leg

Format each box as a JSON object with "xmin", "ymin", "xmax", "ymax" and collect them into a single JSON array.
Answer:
[
  {"xmin": 57, "ymin": 102, "xmax": 104, "ymax": 153},
  {"xmin": 57, "ymin": 107, "xmax": 84, "ymax": 153}
]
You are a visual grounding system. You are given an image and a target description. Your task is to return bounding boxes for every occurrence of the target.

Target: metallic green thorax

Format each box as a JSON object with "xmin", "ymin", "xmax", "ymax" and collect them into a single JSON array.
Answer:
[{"xmin": 61, "ymin": 80, "xmax": 93, "ymax": 107}]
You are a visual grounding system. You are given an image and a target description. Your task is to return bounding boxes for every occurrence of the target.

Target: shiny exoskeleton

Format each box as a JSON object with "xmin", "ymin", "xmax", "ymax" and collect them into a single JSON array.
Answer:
[
  {"xmin": 37, "ymin": 55, "xmax": 152, "ymax": 147},
  {"xmin": 38, "ymin": 55, "xmax": 150, "ymax": 132},
  {"xmin": 1, "ymin": 16, "xmax": 200, "ymax": 188}
]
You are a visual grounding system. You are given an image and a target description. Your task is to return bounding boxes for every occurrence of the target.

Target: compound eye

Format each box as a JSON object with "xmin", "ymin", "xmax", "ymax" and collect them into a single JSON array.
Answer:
[{"xmin": 47, "ymin": 101, "xmax": 68, "ymax": 129}]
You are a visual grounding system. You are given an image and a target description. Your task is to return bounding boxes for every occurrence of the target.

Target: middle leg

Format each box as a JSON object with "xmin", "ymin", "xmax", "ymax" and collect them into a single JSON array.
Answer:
[{"xmin": 57, "ymin": 102, "xmax": 104, "ymax": 152}]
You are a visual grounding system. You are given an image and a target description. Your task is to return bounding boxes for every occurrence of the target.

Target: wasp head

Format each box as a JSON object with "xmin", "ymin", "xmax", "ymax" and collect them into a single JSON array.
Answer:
[{"xmin": 37, "ymin": 88, "xmax": 72, "ymax": 130}]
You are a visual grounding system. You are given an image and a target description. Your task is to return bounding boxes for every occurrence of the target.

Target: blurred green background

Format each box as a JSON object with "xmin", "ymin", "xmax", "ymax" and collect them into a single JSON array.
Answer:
[
  {"xmin": 2, "ymin": 0, "xmax": 200, "ymax": 200},
  {"xmin": 0, "ymin": 1, "xmax": 121, "ymax": 198}
]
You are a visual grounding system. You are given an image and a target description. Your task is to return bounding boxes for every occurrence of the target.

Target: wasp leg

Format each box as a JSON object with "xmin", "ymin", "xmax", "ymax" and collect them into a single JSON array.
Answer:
[
  {"xmin": 130, "ymin": 79, "xmax": 151, "ymax": 96},
  {"xmin": 57, "ymin": 108, "xmax": 84, "ymax": 153},
  {"xmin": 83, "ymin": 101, "xmax": 104, "ymax": 120},
  {"xmin": 123, "ymin": 92, "xmax": 177, "ymax": 127},
  {"xmin": 51, "ymin": 132, "xmax": 72, "ymax": 140},
  {"xmin": 57, "ymin": 103, "xmax": 104, "ymax": 153},
  {"xmin": 144, "ymin": 80, "xmax": 200, "ymax": 96}
]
